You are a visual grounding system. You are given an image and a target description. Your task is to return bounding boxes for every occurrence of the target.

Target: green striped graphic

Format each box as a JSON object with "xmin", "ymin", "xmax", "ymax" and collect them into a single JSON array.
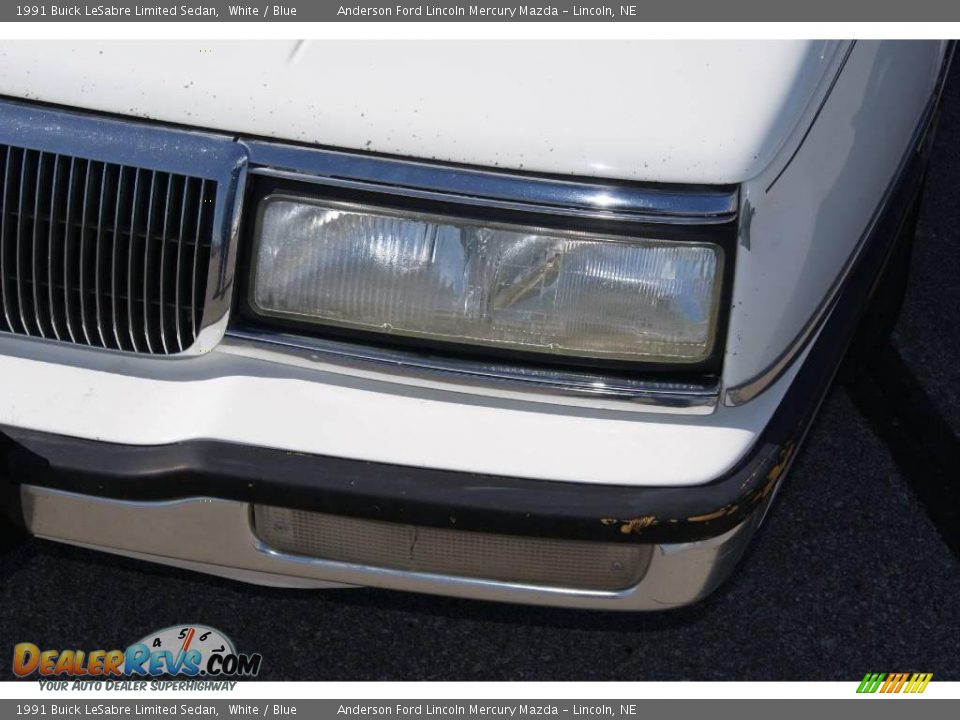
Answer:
[{"xmin": 857, "ymin": 673, "xmax": 886, "ymax": 693}]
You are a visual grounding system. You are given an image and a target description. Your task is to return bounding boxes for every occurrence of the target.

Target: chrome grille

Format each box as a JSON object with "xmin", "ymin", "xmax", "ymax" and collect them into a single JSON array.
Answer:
[{"xmin": 0, "ymin": 144, "xmax": 217, "ymax": 354}]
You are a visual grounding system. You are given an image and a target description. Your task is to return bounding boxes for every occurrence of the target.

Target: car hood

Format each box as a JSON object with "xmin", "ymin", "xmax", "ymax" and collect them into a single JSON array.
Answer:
[{"xmin": 1, "ymin": 40, "xmax": 842, "ymax": 185}]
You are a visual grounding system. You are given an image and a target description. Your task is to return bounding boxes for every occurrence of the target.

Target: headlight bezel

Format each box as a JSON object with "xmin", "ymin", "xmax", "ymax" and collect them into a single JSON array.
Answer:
[
  {"xmin": 235, "ymin": 171, "xmax": 737, "ymax": 377},
  {"xmin": 247, "ymin": 193, "xmax": 724, "ymax": 366}
]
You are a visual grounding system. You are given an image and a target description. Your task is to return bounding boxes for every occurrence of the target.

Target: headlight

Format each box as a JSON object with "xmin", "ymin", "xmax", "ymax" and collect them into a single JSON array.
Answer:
[{"xmin": 250, "ymin": 196, "xmax": 724, "ymax": 364}]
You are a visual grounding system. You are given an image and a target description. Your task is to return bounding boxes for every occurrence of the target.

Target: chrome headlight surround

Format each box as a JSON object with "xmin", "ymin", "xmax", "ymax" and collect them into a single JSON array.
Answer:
[
  {"xmin": 248, "ymin": 193, "xmax": 726, "ymax": 367},
  {"xmin": 231, "ymin": 143, "xmax": 737, "ymax": 406}
]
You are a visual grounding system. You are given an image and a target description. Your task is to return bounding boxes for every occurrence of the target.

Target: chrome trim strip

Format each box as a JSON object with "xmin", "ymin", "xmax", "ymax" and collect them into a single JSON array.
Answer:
[
  {"xmin": 223, "ymin": 328, "xmax": 720, "ymax": 412},
  {"xmin": 0, "ymin": 98, "xmax": 248, "ymax": 356},
  {"xmin": 764, "ymin": 41, "xmax": 857, "ymax": 193},
  {"xmin": 20, "ymin": 485, "xmax": 765, "ymax": 611},
  {"xmin": 243, "ymin": 141, "xmax": 739, "ymax": 225},
  {"xmin": 725, "ymin": 45, "xmax": 952, "ymax": 406}
]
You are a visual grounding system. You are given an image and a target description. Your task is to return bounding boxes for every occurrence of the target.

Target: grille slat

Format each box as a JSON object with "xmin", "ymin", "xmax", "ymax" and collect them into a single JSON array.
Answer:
[
  {"xmin": 62, "ymin": 156, "xmax": 78, "ymax": 344},
  {"xmin": 94, "ymin": 162, "xmax": 109, "ymax": 348},
  {"xmin": 142, "ymin": 171, "xmax": 157, "ymax": 354},
  {"xmin": 31, "ymin": 152, "xmax": 47, "ymax": 339},
  {"xmin": 158, "ymin": 173, "xmax": 173, "ymax": 354},
  {"xmin": 109, "ymin": 166, "xmax": 124, "ymax": 350},
  {"xmin": 15, "ymin": 150, "xmax": 31, "ymax": 336},
  {"xmin": 0, "ymin": 143, "xmax": 216, "ymax": 355},
  {"xmin": 0, "ymin": 147, "xmax": 15, "ymax": 333},
  {"xmin": 78, "ymin": 159, "xmax": 93, "ymax": 345},
  {"xmin": 46, "ymin": 155, "xmax": 62, "ymax": 341},
  {"xmin": 126, "ymin": 168, "xmax": 141, "ymax": 353},
  {"xmin": 191, "ymin": 179, "xmax": 206, "ymax": 341},
  {"xmin": 174, "ymin": 177, "xmax": 189, "ymax": 352}
]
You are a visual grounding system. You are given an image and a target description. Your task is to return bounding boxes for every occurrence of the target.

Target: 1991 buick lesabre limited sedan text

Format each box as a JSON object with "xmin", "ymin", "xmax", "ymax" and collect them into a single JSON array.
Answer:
[{"xmin": 0, "ymin": 40, "xmax": 952, "ymax": 609}]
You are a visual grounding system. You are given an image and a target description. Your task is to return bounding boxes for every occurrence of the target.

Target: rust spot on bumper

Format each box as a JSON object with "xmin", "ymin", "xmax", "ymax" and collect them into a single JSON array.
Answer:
[
  {"xmin": 687, "ymin": 508, "xmax": 729, "ymax": 523},
  {"xmin": 618, "ymin": 516, "xmax": 658, "ymax": 535}
]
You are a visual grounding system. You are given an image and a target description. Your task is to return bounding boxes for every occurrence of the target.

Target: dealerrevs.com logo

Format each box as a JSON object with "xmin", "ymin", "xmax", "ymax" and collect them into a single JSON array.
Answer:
[{"xmin": 13, "ymin": 624, "xmax": 262, "ymax": 680}]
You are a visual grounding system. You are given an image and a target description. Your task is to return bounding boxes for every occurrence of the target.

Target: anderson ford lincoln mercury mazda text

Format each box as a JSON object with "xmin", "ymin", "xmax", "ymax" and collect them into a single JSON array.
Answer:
[{"xmin": 0, "ymin": 40, "xmax": 951, "ymax": 609}]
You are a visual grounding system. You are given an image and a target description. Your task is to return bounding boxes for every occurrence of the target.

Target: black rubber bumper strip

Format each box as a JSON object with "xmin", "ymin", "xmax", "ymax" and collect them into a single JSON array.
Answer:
[{"xmin": 0, "ymin": 87, "xmax": 932, "ymax": 547}]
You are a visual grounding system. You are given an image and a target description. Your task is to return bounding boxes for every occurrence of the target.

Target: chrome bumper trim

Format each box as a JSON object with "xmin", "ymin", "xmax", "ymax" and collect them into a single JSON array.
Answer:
[
  {"xmin": 222, "ymin": 329, "xmax": 720, "ymax": 413},
  {"xmin": 20, "ymin": 485, "xmax": 766, "ymax": 611}
]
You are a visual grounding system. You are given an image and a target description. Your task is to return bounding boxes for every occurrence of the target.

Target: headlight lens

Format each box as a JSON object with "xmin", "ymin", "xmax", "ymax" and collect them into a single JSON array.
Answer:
[{"xmin": 251, "ymin": 197, "xmax": 723, "ymax": 363}]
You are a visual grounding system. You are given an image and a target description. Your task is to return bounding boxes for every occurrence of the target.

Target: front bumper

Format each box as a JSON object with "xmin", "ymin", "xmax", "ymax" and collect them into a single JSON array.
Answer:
[{"xmin": 17, "ymin": 486, "xmax": 770, "ymax": 611}]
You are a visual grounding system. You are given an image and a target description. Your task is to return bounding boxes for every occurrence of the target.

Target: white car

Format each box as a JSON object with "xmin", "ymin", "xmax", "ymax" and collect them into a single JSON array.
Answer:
[{"xmin": 0, "ymin": 39, "xmax": 951, "ymax": 609}]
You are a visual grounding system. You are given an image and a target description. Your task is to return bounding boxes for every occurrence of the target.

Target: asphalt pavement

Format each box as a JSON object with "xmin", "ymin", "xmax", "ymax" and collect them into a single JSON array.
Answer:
[{"xmin": 1, "ymin": 69, "xmax": 960, "ymax": 682}]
